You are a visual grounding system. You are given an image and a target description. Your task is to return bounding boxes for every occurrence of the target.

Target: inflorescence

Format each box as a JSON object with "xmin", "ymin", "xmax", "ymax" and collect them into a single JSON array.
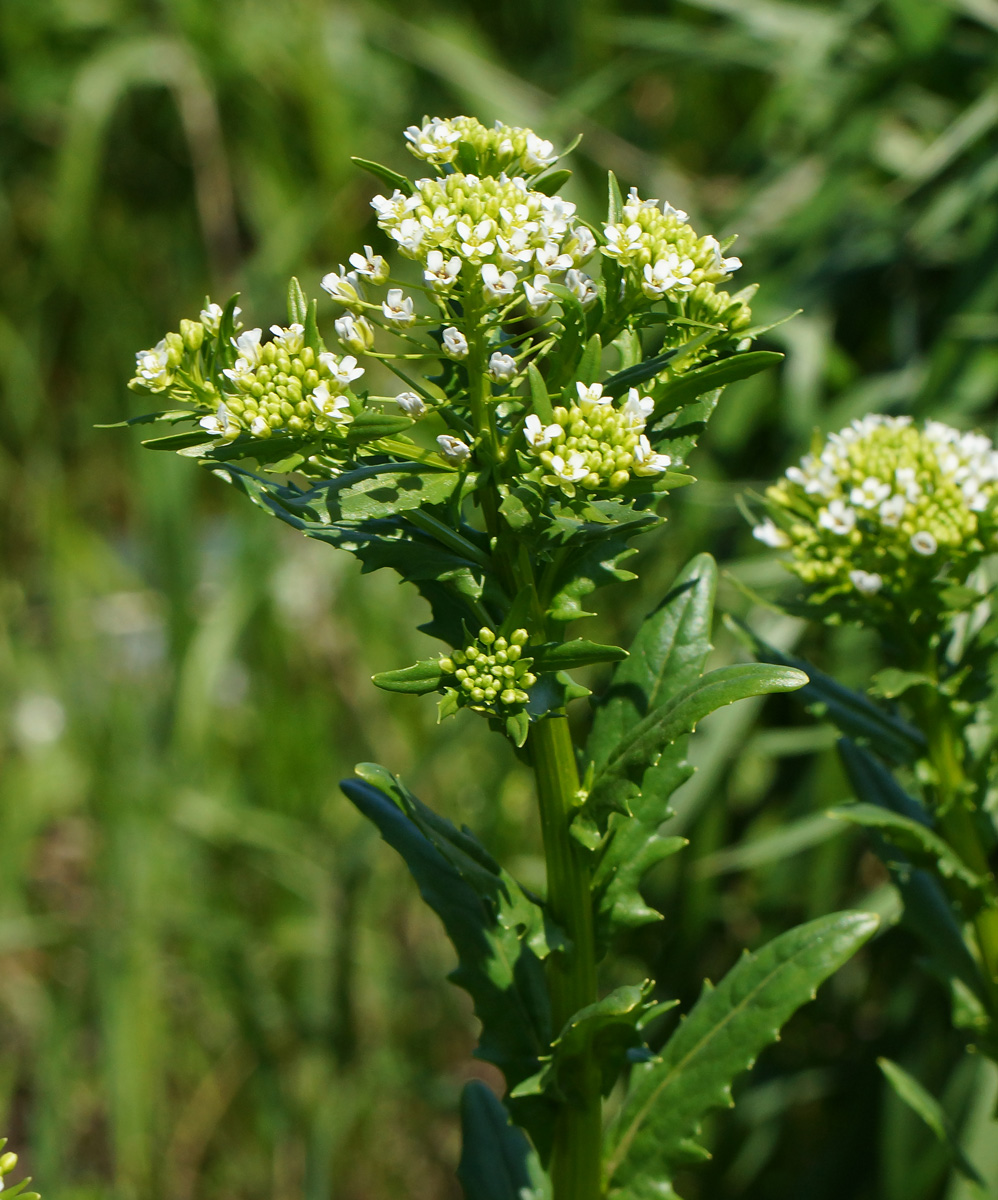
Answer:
[
  {"xmin": 439, "ymin": 628, "xmax": 536, "ymax": 715},
  {"xmin": 757, "ymin": 415, "xmax": 998, "ymax": 615}
]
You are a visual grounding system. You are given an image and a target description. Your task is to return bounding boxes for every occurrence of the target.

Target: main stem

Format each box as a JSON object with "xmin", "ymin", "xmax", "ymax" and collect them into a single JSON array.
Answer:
[{"xmin": 530, "ymin": 713, "xmax": 603, "ymax": 1200}]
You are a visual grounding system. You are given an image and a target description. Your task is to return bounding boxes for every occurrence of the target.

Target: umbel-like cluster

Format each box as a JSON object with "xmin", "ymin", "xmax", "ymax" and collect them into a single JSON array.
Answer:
[
  {"xmin": 439, "ymin": 628, "xmax": 536, "ymax": 715},
  {"xmin": 523, "ymin": 382, "xmax": 671, "ymax": 495},
  {"xmin": 757, "ymin": 415, "xmax": 998, "ymax": 612}
]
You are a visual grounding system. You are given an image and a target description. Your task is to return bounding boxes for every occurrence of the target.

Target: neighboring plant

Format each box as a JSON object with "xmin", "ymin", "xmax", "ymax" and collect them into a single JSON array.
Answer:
[
  {"xmin": 749, "ymin": 414, "xmax": 998, "ymax": 1188},
  {"xmin": 0, "ymin": 1139, "xmax": 40, "ymax": 1200},
  {"xmin": 120, "ymin": 116, "xmax": 878, "ymax": 1200}
]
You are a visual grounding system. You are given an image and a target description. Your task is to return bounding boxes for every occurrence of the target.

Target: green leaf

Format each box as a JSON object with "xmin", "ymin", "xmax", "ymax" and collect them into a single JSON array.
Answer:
[
  {"xmin": 371, "ymin": 659, "xmax": 443, "ymax": 695},
  {"xmin": 142, "ymin": 429, "xmax": 217, "ymax": 452},
  {"xmin": 344, "ymin": 410, "xmax": 415, "ymax": 443},
  {"xmin": 837, "ymin": 740, "xmax": 989, "ymax": 1002},
  {"xmin": 327, "ymin": 463, "xmax": 462, "ymax": 521},
  {"xmin": 527, "ymin": 362, "xmax": 554, "ymax": 423},
  {"xmin": 727, "ymin": 618, "xmax": 925, "ymax": 765},
  {"xmin": 531, "ymin": 168, "xmax": 572, "ymax": 196},
  {"xmin": 97, "ymin": 408, "xmax": 198, "ymax": 429},
  {"xmin": 585, "ymin": 663, "xmax": 807, "ymax": 831},
  {"xmin": 652, "ymin": 387, "xmax": 721, "ymax": 466},
  {"xmin": 511, "ymin": 984, "xmax": 664, "ymax": 1104},
  {"xmin": 588, "ymin": 554, "xmax": 716, "ymax": 942},
  {"xmin": 340, "ymin": 766, "xmax": 556, "ymax": 1146},
  {"xmin": 303, "ymin": 296, "xmax": 324, "ymax": 354},
  {"xmin": 878, "ymin": 1058, "xmax": 986, "ymax": 1187},
  {"xmin": 577, "ymin": 333, "xmax": 603, "ymax": 385},
  {"xmin": 350, "ymin": 155, "xmax": 414, "ymax": 196},
  {"xmin": 604, "ymin": 911, "xmax": 880, "ymax": 1197},
  {"xmin": 607, "ymin": 170, "xmax": 624, "ymax": 225},
  {"xmin": 868, "ymin": 667, "xmax": 935, "ymax": 700},
  {"xmin": 532, "ymin": 639, "xmax": 627, "ymax": 672},
  {"xmin": 458, "ymin": 1082, "xmax": 541, "ymax": 1200},
  {"xmin": 655, "ymin": 351, "xmax": 783, "ymax": 409},
  {"xmin": 287, "ymin": 276, "xmax": 308, "ymax": 325}
]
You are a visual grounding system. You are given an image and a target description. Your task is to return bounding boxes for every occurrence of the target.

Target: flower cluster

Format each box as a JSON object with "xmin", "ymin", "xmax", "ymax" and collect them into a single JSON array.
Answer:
[
  {"xmin": 439, "ymin": 628, "xmax": 536, "ymax": 714},
  {"xmin": 403, "ymin": 115, "xmax": 559, "ymax": 176},
  {"xmin": 757, "ymin": 415, "xmax": 998, "ymax": 610},
  {"xmin": 130, "ymin": 303, "xmax": 234, "ymax": 394},
  {"xmin": 371, "ymin": 172, "xmax": 595, "ymax": 300},
  {"xmin": 522, "ymin": 382, "xmax": 671, "ymax": 495},
  {"xmin": 199, "ymin": 325, "xmax": 364, "ymax": 441}
]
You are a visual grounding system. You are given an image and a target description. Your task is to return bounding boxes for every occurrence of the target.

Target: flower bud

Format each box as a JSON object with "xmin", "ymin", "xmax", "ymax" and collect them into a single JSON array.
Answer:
[
  {"xmin": 180, "ymin": 318, "xmax": 205, "ymax": 352},
  {"xmin": 334, "ymin": 313, "xmax": 375, "ymax": 354}
]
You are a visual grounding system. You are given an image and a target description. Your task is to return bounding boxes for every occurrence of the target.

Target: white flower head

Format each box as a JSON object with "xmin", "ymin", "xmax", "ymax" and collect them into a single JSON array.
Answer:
[
  {"xmin": 199, "ymin": 401, "xmax": 238, "ymax": 439},
  {"xmin": 456, "ymin": 218, "xmax": 496, "ymax": 262},
  {"xmin": 641, "ymin": 254, "xmax": 695, "ymax": 299},
  {"xmin": 549, "ymin": 451, "xmax": 588, "ymax": 483},
  {"xmin": 570, "ymin": 226, "xmax": 597, "ymax": 264},
  {"xmin": 818, "ymin": 499, "xmax": 857, "ymax": 536},
  {"xmin": 424, "ymin": 250, "xmax": 462, "ymax": 291},
  {"xmin": 632, "ymin": 434, "xmax": 671, "ymax": 476},
  {"xmin": 437, "ymin": 434, "xmax": 471, "ymax": 464},
  {"xmin": 524, "ymin": 414, "xmax": 562, "ymax": 450},
  {"xmin": 232, "ymin": 328, "xmax": 263, "ymax": 364},
  {"xmin": 382, "ymin": 289, "xmax": 417, "ymax": 328},
  {"xmin": 348, "ymin": 245, "xmax": 390, "ymax": 285},
  {"xmin": 391, "ymin": 217, "xmax": 426, "ymax": 256},
  {"xmin": 319, "ymin": 352, "xmax": 364, "ymax": 387},
  {"xmin": 310, "ymin": 381, "xmax": 351, "ymax": 422},
  {"xmin": 134, "ymin": 341, "xmax": 172, "ymax": 390},
  {"xmin": 488, "ymin": 351, "xmax": 518, "ymax": 383},
  {"xmin": 535, "ymin": 242, "xmax": 574, "ymax": 274},
  {"xmin": 334, "ymin": 313, "xmax": 374, "ymax": 354},
  {"xmin": 320, "ymin": 268, "xmax": 362, "ymax": 309},
  {"xmin": 564, "ymin": 268, "xmax": 598, "ymax": 308},
  {"xmin": 481, "ymin": 263, "xmax": 518, "ymax": 304},
  {"xmin": 621, "ymin": 388, "xmax": 654, "ymax": 427},
  {"xmin": 523, "ymin": 131, "xmax": 558, "ymax": 172},
  {"xmin": 523, "ymin": 273, "xmax": 555, "ymax": 316},
  {"xmin": 200, "ymin": 302, "xmax": 239, "ymax": 334},
  {"xmin": 910, "ymin": 531, "xmax": 938, "ymax": 556},
  {"xmin": 849, "ymin": 569, "xmax": 884, "ymax": 595},
  {"xmin": 404, "ymin": 117, "xmax": 461, "ymax": 164},
  {"xmin": 269, "ymin": 323, "xmax": 305, "ymax": 354},
  {"xmin": 442, "ymin": 327, "xmax": 469, "ymax": 360},
  {"xmin": 702, "ymin": 235, "xmax": 742, "ymax": 275},
  {"xmin": 576, "ymin": 381, "xmax": 610, "ymax": 406},
  {"xmin": 753, "ymin": 520, "xmax": 791, "ymax": 549},
  {"xmin": 395, "ymin": 390, "xmax": 427, "ymax": 418}
]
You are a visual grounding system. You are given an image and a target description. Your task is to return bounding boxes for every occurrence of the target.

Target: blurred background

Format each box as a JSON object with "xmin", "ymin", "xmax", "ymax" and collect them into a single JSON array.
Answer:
[{"xmin": 3, "ymin": 0, "xmax": 998, "ymax": 1196}]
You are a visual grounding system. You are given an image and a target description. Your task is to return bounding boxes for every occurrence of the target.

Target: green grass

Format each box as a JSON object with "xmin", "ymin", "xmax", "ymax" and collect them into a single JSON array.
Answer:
[{"xmin": 3, "ymin": 0, "xmax": 998, "ymax": 1196}]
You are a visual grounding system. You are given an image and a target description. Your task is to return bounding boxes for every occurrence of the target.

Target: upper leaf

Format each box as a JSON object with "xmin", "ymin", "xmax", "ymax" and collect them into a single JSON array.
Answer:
[
  {"xmin": 457, "ymin": 1082, "xmax": 544, "ymax": 1200},
  {"xmin": 604, "ymin": 911, "xmax": 880, "ymax": 1198}
]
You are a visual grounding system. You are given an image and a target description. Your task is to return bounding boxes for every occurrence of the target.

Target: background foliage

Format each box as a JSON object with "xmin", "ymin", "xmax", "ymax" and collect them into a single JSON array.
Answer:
[{"xmin": 3, "ymin": 0, "xmax": 998, "ymax": 1196}]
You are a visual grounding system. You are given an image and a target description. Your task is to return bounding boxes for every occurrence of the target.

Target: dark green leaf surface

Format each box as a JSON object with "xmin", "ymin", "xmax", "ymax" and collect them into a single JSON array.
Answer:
[
  {"xmin": 532, "ymin": 639, "xmax": 627, "ymax": 672},
  {"xmin": 605, "ymin": 911, "xmax": 880, "ymax": 1198},
  {"xmin": 371, "ymin": 659, "xmax": 443, "ymax": 694},
  {"xmin": 350, "ymin": 155, "xmax": 414, "ymax": 195},
  {"xmin": 457, "ymin": 1082, "xmax": 540, "ymax": 1200},
  {"xmin": 654, "ymin": 351, "xmax": 783, "ymax": 409}
]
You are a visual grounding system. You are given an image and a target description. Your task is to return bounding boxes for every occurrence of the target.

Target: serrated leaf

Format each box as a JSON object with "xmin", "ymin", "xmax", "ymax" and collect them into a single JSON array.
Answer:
[
  {"xmin": 585, "ymin": 663, "xmax": 807, "ymax": 831},
  {"xmin": 652, "ymin": 388, "xmax": 721, "ymax": 465},
  {"xmin": 605, "ymin": 911, "xmax": 880, "ymax": 1197},
  {"xmin": 341, "ymin": 766, "xmax": 556, "ymax": 1146},
  {"xmin": 878, "ymin": 1058, "xmax": 986, "ymax": 1187},
  {"xmin": 372, "ymin": 658, "xmax": 443, "ymax": 695},
  {"xmin": 588, "ymin": 555, "xmax": 716, "ymax": 943},
  {"xmin": 532, "ymin": 639, "xmax": 627, "ymax": 672},
  {"xmin": 728, "ymin": 618, "xmax": 925, "ymax": 765},
  {"xmin": 350, "ymin": 156, "xmax": 414, "ymax": 196},
  {"xmin": 458, "ymin": 1082, "xmax": 540, "ymax": 1200},
  {"xmin": 655, "ymin": 351, "xmax": 783, "ymax": 409}
]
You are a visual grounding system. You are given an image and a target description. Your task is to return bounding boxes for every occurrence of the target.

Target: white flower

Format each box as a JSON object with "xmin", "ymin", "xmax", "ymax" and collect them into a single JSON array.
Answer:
[
  {"xmin": 549, "ymin": 451, "xmax": 588, "ymax": 483},
  {"xmin": 222, "ymin": 357, "xmax": 255, "ymax": 384},
  {"xmin": 535, "ymin": 242, "xmax": 574, "ymax": 273},
  {"xmin": 641, "ymin": 254, "xmax": 695, "ymax": 299},
  {"xmin": 456, "ymin": 218, "xmax": 496, "ymax": 261},
  {"xmin": 334, "ymin": 313, "xmax": 374, "ymax": 354},
  {"xmin": 269, "ymin": 323, "xmax": 305, "ymax": 354},
  {"xmin": 233, "ymin": 328, "xmax": 263, "ymax": 364},
  {"xmin": 134, "ymin": 341, "xmax": 172, "ymax": 390},
  {"xmin": 564, "ymin": 268, "xmax": 598, "ymax": 309},
  {"xmin": 488, "ymin": 351, "xmax": 518, "ymax": 383},
  {"xmin": 878, "ymin": 494, "xmax": 907, "ymax": 527},
  {"xmin": 391, "ymin": 217, "xmax": 426, "ymax": 256},
  {"xmin": 570, "ymin": 226, "xmax": 597, "ymax": 264},
  {"xmin": 437, "ymin": 434, "xmax": 471, "ymax": 463},
  {"xmin": 632, "ymin": 434, "xmax": 671, "ymax": 476},
  {"xmin": 382, "ymin": 289, "xmax": 416, "ymax": 328},
  {"xmin": 818, "ymin": 499, "xmax": 857, "ymax": 535},
  {"xmin": 424, "ymin": 250, "xmax": 462, "ymax": 291},
  {"xmin": 603, "ymin": 222, "xmax": 645, "ymax": 262},
  {"xmin": 320, "ymin": 268, "xmax": 361, "ymax": 308},
  {"xmin": 250, "ymin": 415, "xmax": 271, "ymax": 437},
  {"xmin": 621, "ymin": 388, "xmax": 654, "ymax": 427},
  {"xmin": 310, "ymin": 381, "xmax": 351, "ymax": 421},
  {"xmin": 395, "ymin": 390, "xmax": 427, "ymax": 417},
  {"xmin": 442, "ymin": 327, "xmax": 469, "ymax": 360},
  {"xmin": 199, "ymin": 401, "xmax": 238, "ymax": 439},
  {"xmin": 850, "ymin": 477, "xmax": 892, "ymax": 509},
  {"xmin": 910, "ymin": 531, "xmax": 938, "ymax": 556},
  {"xmin": 404, "ymin": 117, "xmax": 461, "ymax": 163},
  {"xmin": 523, "ymin": 274, "xmax": 555, "ymax": 315},
  {"xmin": 524, "ymin": 414, "xmax": 562, "ymax": 450},
  {"xmin": 523, "ymin": 131, "xmax": 558, "ymax": 171},
  {"xmin": 200, "ymin": 302, "xmax": 239, "ymax": 334},
  {"xmin": 701, "ymin": 235, "xmax": 742, "ymax": 275},
  {"xmin": 576, "ymin": 381, "xmax": 610, "ymax": 406},
  {"xmin": 753, "ymin": 520, "xmax": 791, "ymax": 548},
  {"xmin": 348, "ymin": 245, "xmax": 390, "ymax": 285},
  {"xmin": 496, "ymin": 228, "xmax": 535, "ymax": 269},
  {"xmin": 369, "ymin": 189, "xmax": 410, "ymax": 222},
  {"xmin": 319, "ymin": 352, "xmax": 364, "ymax": 387},
  {"xmin": 849, "ymin": 569, "xmax": 883, "ymax": 595},
  {"xmin": 481, "ymin": 263, "xmax": 518, "ymax": 303}
]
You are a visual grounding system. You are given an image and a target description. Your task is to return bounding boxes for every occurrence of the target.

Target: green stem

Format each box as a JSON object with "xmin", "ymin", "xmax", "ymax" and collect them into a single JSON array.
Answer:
[{"xmin": 529, "ymin": 714, "xmax": 602, "ymax": 1200}]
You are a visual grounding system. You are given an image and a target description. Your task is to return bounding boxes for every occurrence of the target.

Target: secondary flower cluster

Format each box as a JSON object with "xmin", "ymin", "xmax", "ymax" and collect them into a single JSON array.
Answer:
[
  {"xmin": 404, "ymin": 115, "xmax": 559, "ymax": 177},
  {"xmin": 200, "ymin": 325, "xmax": 364, "ymax": 441},
  {"xmin": 438, "ymin": 628, "xmax": 536, "ymax": 714},
  {"xmin": 523, "ymin": 382, "xmax": 671, "ymax": 495},
  {"xmin": 130, "ymin": 303, "xmax": 232, "ymax": 394},
  {"xmin": 757, "ymin": 415, "xmax": 998, "ymax": 609}
]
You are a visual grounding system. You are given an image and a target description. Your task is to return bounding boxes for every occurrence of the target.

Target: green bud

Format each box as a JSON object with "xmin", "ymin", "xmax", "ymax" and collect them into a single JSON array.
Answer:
[
  {"xmin": 479, "ymin": 627, "xmax": 495, "ymax": 644},
  {"xmin": 0, "ymin": 1153, "xmax": 17, "ymax": 1174},
  {"xmin": 180, "ymin": 318, "xmax": 205, "ymax": 352}
]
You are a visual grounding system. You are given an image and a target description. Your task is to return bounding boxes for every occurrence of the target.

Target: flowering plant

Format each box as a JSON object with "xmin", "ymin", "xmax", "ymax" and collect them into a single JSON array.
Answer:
[
  {"xmin": 749, "ymin": 414, "xmax": 998, "ymax": 1181},
  {"xmin": 119, "ymin": 116, "xmax": 878, "ymax": 1200}
]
